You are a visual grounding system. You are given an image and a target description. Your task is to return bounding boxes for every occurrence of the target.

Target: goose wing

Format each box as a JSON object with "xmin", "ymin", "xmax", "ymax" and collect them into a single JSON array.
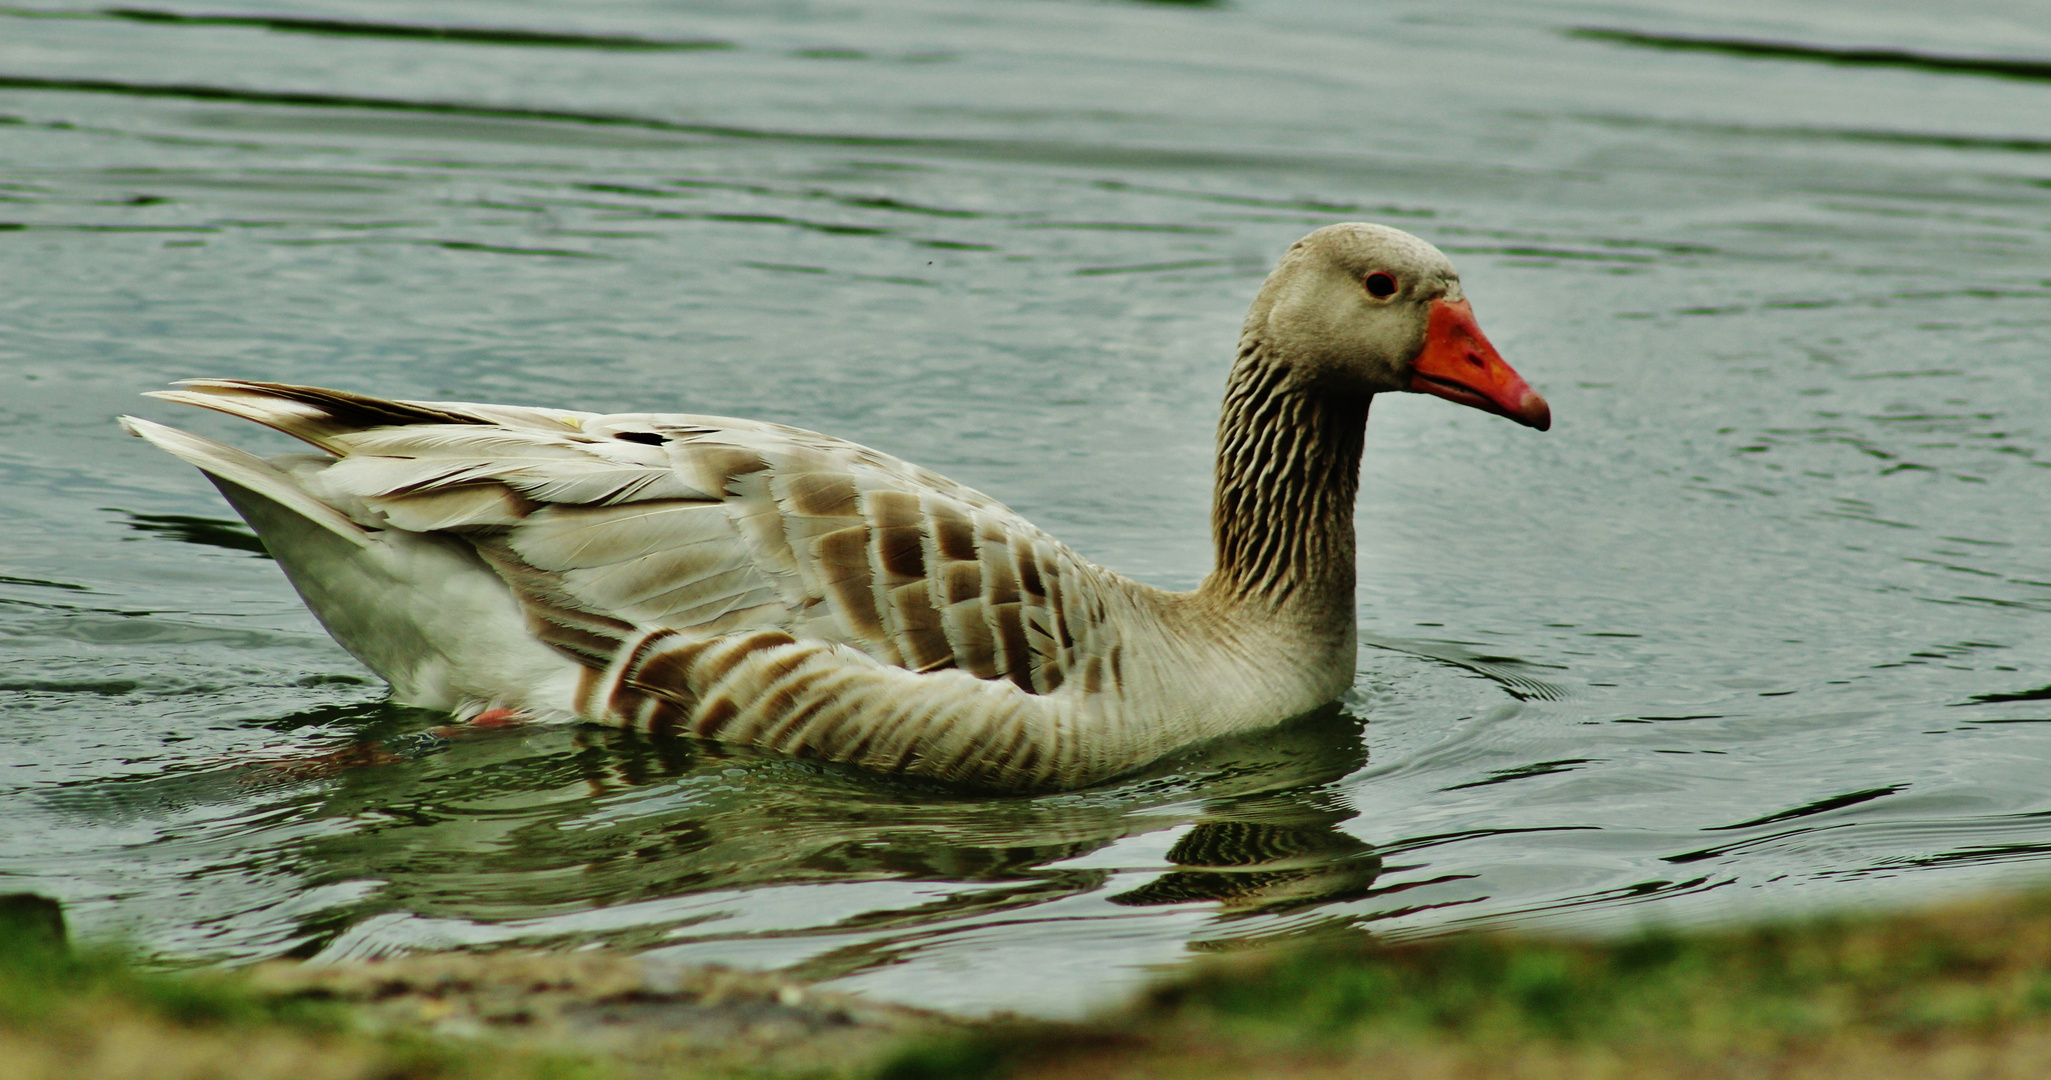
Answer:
[{"xmin": 148, "ymin": 380, "xmax": 1095, "ymax": 697}]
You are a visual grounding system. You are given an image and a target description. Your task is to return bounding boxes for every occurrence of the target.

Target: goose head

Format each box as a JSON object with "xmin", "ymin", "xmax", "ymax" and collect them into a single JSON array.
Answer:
[{"xmin": 1247, "ymin": 223, "xmax": 1550, "ymax": 430}]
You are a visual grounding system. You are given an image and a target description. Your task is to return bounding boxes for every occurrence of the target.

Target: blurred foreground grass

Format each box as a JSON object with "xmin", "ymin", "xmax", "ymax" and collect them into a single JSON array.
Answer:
[
  {"xmin": 884, "ymin": 891, "xmax": 2051, "ymax": 1079},
  {"xmin": 0, "ymin": 895, "xmax": 593, "ymax": 1080},
  {"xmin": 12, "ymin": 890, "xmax": 2051, "ymax": 1079},
  {"xmin": 0, "ymin": 891, "xmax": 935, "ymax": 1080}
]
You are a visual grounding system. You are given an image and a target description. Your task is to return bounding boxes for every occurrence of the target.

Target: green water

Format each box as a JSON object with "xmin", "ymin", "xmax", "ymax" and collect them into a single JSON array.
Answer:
[{"xmin": 2, "ymin": 0, "xmax": 2049, "ymax": 1017}]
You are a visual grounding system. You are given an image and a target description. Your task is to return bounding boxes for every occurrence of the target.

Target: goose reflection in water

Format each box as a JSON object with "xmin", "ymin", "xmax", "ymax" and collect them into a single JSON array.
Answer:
[
  {"xmin": 45, "ymin": 703, "xmax": 1385, "ymax": 966},
  {"xmin": 1108, "ymin": 788, "xmax": 1381, "ymax": 917}
]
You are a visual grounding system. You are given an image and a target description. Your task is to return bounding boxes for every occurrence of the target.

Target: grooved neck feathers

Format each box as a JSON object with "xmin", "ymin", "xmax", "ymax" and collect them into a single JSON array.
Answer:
[{"xmin": 1206, "ymin": 337, "xmax": 1368, "ymax": 619}]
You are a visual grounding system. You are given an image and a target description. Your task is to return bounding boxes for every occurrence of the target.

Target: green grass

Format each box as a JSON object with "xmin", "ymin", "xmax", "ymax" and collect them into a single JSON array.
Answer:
[
  {"xmin": 0, "ymin": 894, "xmax": 597, "ymax": 1080},
  {"xmin": 873, "ymin": 892, "xmax": 2051, "ymax": 1079},
  {"xmin": 1159, "ymin": 916, "xmax": 2051, "ymax": 1043},
  {"xmin": 0, "ymin": 894, "xmax": 330, "ymax": 1029}
]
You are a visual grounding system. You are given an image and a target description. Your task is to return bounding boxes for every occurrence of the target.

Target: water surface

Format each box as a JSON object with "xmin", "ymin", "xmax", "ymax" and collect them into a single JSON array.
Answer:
[{"xmin": 3, "ymin": 0, "xmax": 2050, "ymax": 1017}]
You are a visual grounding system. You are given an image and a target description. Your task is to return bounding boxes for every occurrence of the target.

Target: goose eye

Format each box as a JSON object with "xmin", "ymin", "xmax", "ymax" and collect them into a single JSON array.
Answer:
[{"xmin": 1364, "ymin": 272, "xmax": 1397, "ymax": 299}]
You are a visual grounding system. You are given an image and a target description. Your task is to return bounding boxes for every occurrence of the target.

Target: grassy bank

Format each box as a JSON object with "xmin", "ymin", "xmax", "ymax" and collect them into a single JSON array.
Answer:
[
  {"xmin": 0, "ymin": 895, "xmax": 592, "ymax": 1080},
  {"xmin": 15, "ymin": 890, "xmax": 2051, "ymax": 1079},
  {"xmin": 881, "ymin": 891, "xmax": 2051, "ymax": 1079},
  {"xmin": 0, "ymin": 894, "xmax": 941, "ymax": 1080}
]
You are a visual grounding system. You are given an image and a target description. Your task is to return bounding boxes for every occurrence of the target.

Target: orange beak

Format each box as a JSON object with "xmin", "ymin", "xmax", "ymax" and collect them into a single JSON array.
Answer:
[{"xmin": 1407, "ymin": 298, "xmax": 1550, "ymax": 431}]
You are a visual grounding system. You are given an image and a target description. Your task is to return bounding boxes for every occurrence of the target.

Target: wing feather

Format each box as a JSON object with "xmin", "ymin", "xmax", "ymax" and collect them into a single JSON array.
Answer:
[
  {"xmin": 511, "ymin": 502, "xmax": 731, "ymax": 567},
  {"xmin": 372, "ymin": 483, "xmax": 536, "ymax": 532},
  {"xmin": 142, "ymin": 378, "xmax": 1101, "ymax": 697}
]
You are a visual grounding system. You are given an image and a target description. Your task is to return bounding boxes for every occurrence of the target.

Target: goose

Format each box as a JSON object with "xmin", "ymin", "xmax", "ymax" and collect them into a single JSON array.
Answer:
[{"xmin": 122, "ymin": 223, "xmax": 1549, "ymax": 792}]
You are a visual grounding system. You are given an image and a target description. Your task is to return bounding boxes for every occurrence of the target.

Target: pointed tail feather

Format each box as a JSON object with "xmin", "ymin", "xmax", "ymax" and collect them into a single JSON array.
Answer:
[
  {"xmin": 145, "ymin": 379, "xmax": 488, "ymax": 454},
  {"xmin": 119, "ymin": 415, "xmax": 373, "ymax": 548}
]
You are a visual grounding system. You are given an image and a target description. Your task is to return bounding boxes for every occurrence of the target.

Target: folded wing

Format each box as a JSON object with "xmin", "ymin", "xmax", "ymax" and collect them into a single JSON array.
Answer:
[{"xmin": 146, "ymin": 380, "xmax": 1102, "ymax": 700}]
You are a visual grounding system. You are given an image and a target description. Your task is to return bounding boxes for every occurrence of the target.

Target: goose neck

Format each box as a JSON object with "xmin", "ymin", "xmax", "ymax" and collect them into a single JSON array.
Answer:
[{"xmin": 1203, "ymin": 339, "xmax": 1368, "ymax": 621}]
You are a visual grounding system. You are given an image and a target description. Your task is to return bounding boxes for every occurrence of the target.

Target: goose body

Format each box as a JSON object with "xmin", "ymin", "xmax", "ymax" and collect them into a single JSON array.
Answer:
[{"xmin": 124, "ymin": 224, "xmax": 1549, "ymax": 791}]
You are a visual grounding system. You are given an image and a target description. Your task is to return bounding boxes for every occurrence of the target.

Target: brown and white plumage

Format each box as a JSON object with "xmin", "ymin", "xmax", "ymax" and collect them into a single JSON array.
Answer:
[{"xmin": 122, "ymin": 224, "xmax": 1550, "ymax": 791}]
